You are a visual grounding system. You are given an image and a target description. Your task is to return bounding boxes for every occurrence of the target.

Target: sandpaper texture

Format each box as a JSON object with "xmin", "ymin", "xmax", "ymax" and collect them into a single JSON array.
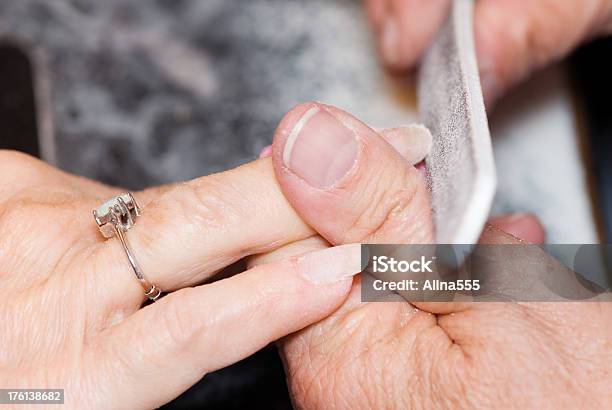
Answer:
[{"xmin": 418, "ymin": 0, "xmax": 496, "ymax": 244}]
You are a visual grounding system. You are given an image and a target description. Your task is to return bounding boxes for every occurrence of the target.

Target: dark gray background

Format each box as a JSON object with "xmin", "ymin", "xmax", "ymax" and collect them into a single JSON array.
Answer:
[{"xmin": 0, "ymin": 0, "xmax": 395, "ymax": 190}]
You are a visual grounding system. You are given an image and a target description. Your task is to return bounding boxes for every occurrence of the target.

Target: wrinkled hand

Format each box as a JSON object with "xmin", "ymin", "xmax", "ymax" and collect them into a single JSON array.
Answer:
[
  {"xmin": 0, "ymin": 150, "xmax": 367, "ymax": 409},
  {"xmin": 366, "ymin": 0, "xmax": 612, "ymax": 104},
  {"xmin": 252, "ymin": 103, "xmax": 612, "ymax": 409}
]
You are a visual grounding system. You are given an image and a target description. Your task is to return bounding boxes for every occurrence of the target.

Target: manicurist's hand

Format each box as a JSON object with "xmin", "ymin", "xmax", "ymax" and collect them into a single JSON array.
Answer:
[
  {"xmin": 366, "ymin": 0, "xmax": 612, "ymax": 104},
  {"xmin": 0, "ymin": 151, "xmax": 366, "ymax": 409},
  {"xmin": 251, "ymin": 102, "xmax": 611, "ymax": 409}
]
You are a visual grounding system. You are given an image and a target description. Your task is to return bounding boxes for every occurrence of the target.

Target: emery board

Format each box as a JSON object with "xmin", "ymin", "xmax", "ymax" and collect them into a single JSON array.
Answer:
[{"xmin": 418, "ymin": 0, "xmax": 497, "ymax": 245}]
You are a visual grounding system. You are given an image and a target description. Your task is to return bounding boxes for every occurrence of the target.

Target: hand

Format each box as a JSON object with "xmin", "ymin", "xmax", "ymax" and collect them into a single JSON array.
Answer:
[
  {"xmin": 251, "ymin": 102, "xmax": 611, "ymax": 409},
  {"xmin": 365, "ymin": 0, "xmax": 612, "ymax": 104},
  {"xmin": 0, "ymin": 151, "xmax": 366, "ymax": 409}
]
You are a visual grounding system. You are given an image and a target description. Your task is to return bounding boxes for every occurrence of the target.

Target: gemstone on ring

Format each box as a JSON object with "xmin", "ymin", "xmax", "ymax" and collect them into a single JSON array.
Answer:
[
  {"xmin": 93, "ymin": 193, "xmax": 162, "ymax": 301},
  {"xmin": 93, "ymin": 193, "xmax": 140, "ymax": 238}
]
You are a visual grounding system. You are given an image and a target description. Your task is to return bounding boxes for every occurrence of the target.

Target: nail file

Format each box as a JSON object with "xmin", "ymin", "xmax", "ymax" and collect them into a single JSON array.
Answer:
[{"xmin": 418, "ymin": 0, "xmax": 497, "ymax": 245}]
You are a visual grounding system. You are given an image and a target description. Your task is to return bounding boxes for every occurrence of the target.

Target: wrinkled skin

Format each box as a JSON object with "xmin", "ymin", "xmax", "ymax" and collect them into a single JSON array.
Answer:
[
  {"xmin": 249, "ymin": 102, "xmax": 612, "ymax": 410},
  {"xmin": 0, "ymin": 150, "xmax": 365, "ymax": 409},
  {"xmin": 0, "ymin": 151, "xmax": 123, "ymax": 406},
  {"xmin": 279, "ymin": 243, "xmax": 612, "ymax": 409},
  {"xmin": 259, "ymin": 1, "xmax": 612, "ymax": 405}
]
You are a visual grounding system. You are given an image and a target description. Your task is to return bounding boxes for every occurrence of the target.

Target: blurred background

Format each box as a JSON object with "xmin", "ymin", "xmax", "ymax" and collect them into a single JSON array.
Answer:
[{"xmin": 0, "ymin": 0, "xmax": 611, "ymax": 408}]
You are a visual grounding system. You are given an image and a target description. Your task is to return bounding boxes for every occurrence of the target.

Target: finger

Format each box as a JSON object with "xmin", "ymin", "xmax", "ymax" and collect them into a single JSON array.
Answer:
[
  {"xmin": 378, "ymin": 124, "xmax": 432, "ymax": 164},
  {"xmin": 412, "ymin": 220, "xmax": 603, "ymax": 354},
  {"xmin": 413, "ymin": 215, "xmax": 570, "ymax": 317},
  {"xmin": 364, "ymin": 0, "xmax": 388, "ymax": 30},
  {"xmin": 247, "ymin": 235, "xmax": 330, "ymax": 268},
  {"xmin": 258, "ymin": 144, "xmax": 273, "ymax": 159},
  {"xmin": 271, "ymin": 102, "xmax": 434, "ymax": 245},
  {"xmin": 95, "ymin": 244, "xmax": 361, "ymax": 409},
  {"xmin": 260, "ymin": 123, "xmax": 433, "ymax": 165},
  {"xmin": 488, "ymin": 213, "xmax": 546, "ymax": 244},
  {"xmin": 249, "ymin": 123, "xmax": 433, "ymax": 269},
  {"xmin": 410, "ymin": 222, "xmax": 576, "ymax": 351},
  {"xmin": 411, "ymin": 219, "xmax": 540, "ymax": 315},
  {"xmin": 93, "ymin": 158, "xmax": 316, "ymax": 306},
  {"xmin": 475, "ymin": 0, "xmax": 612, "ymax": 105},
  {"xmin": 365, "ymin": 0, "xmax": 451, "ymax": 70},
  {"xmin": 93, "ymin": 113, "xmax": 432, "ymax": 308}
]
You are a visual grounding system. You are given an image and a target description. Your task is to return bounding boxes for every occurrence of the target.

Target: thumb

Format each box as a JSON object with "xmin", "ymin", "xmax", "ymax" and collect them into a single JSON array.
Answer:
[
  {"xmin": 271, "ymin": 102, "xmax": 434, "ymax": 245},
  {"xmin": 475, "ymin": 0, "xmax": 612, "ymax": 104}
]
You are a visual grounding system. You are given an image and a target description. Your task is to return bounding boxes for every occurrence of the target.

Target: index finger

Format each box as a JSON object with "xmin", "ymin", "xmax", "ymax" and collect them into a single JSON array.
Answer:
[
  {"xmin": 92, "ymin": 158, "xmax": 315, "ymax": 308},
  {"xmin": 366, "ymin": 0, "xmax": 451, "ymax": 70}
]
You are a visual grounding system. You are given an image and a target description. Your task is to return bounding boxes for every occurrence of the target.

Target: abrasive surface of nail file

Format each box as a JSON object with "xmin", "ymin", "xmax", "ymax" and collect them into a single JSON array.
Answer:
[{"xmin": 418, "ymin": 0, "xmax": 496, "ymax": 244}]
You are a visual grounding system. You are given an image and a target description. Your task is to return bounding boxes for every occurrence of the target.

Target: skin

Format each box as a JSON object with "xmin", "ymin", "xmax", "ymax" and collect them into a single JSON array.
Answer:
[
  {"xmin": 365, "ymin": 0, "xmax": 612, "ymax": 105},
  {"xmin": 0, "ymin": 150, "xmax": 366, "ymax": 409},
  {"xmin": 1, "ymin": 101, "xmax": 608, "ymax": 408},
  {"xmin": 248, "ymin": 103, "xmax": 611, "ymax": 409},
  {"xmin": 0, "ymin": 125, "xmax": 431, "ymax": 408}
]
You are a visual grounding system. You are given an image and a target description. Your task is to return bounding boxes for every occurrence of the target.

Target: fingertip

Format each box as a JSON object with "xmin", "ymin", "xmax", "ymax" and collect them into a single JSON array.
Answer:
[
  {"xmin": 374, "ymin": 0, "xmax": 452, "ymax": 70},
  {"xmin": 258, "ymin": 145, "xmax": 272, "ymax": 159},
  {"xmin": 297, "ymin": 243, "xmax": 363, "ymax": 285},
  {"xmin": 474, "ymin": 3, "xmax": 508, "ymax": 107},
  {"xmin": 489, "ymin": 213, "xmax": 546, "ymax": 244},
  {"xmin": 272, "ymin": 102, "xmax": 319, "ymax": 164},
  {"xmin": 379, "ymin": 124, "xmax": 433, "ymax": 164},
  {"xmin": 473, "ymin": 0, "xmax": 604, "ymax": 107},
  {"xmin": 380, "ymin": 14, "xmax": 403, "ymax": 69},
  {"xmin": 272, "ymin": 102, "xmax": 433, "ymax": 245},
  {"xmin": 365, "ymin": 0, "xmax": 389, "ymax": 33}
]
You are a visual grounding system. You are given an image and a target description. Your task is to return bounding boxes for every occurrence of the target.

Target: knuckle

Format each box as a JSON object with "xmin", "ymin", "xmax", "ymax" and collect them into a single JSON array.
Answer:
[
  {"xmin": 159, "ymin": 288, "xmax": 205, "ymax": 348},
  {"xmin": 0, "ymin": 150, "xmax": 43, "ymax": 180},
  {"xmin": 344, "ymin": 179, "xmax": 394, "ymax": 241},
  {"xmin": 154, "ymin": 176, "xmax": 239, "ymax": 232},
  {"xmin": 0, "ymin": 151, "xmax": 60, "ymax": 203},
  {"xmin": 0, "ymin": 149, "xmax": 37, "ymax": 168},
  {"xmin": 183, "ymin": 177, "xmax": 234, "ymax": 226},
  {"xmin": 347, "ymin": 171, "xmax": 422, "ymax": 243}
]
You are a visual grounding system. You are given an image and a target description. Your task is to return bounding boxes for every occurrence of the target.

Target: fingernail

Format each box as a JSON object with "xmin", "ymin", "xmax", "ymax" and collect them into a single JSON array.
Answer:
[
  {"xmin": 382, "ymin": 124, "xmax": 433, "ymax": 164},
  {"xmin": 298, "ymin": 244, "xmax": 363, "ymax": 285},
  {"xmin": 259, "ymin": 145, "xmax": 272, "ymax": 158},
  {"xmin": 283, "ymin": 106, "xmax": 359, "ymax": 189},
  {"xmin": 381, "ymin": 15, "xmax": 400, "ymax": 66}
]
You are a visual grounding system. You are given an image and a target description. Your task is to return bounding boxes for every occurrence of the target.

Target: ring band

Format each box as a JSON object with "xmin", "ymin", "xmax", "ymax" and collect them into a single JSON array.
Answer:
[{"xmin": 93, "ymin": 193, "xmax": 162, "ymax": 301}]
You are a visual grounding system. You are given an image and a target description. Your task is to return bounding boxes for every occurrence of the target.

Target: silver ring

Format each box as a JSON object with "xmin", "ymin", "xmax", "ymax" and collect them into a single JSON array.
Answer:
[{"xmin": 93, "ymin": 193, "xmax": 162, "ymax": 301}]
